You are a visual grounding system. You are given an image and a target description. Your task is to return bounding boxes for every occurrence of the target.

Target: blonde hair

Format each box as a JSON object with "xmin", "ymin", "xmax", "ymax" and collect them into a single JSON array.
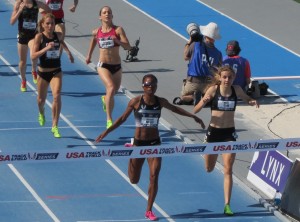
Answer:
[
  {"xmin": 204, "ymin": 66, "xmax": 236, "ymax": 92},
  {"xmin": 38, "ymin": 13, "xmax": 55, "ymax": 33}
]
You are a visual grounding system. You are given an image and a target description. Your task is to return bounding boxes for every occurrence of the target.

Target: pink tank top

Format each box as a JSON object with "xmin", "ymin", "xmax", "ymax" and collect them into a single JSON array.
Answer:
[
  {"xmin": 96, "ymin": 26, "xmax": 120, "ymax": 48},
  {"xmin": 46, "ymin": 0, "xmax": 64, "ymax": 19}
]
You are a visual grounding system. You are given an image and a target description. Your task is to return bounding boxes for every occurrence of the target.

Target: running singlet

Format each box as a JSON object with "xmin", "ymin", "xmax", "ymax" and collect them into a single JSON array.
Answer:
[
  {"xmin": 96, "ymin": 26, "xmax": 120, "ymax": 49},
  {"xmin": 134, "ymin": 96, "xmax": 161, "ymax": 128},
  {"xmin": 46, "ymin": 0, "xmax": 64, "ymax": 19},
  {"xmin": 18, "ymin": 0, "xmax": 38, "ymax": 37},
  {"xmin": 39, "ymin": 32, "xmax": 61, "ymax": 68},
  {"xmin": 211, "ymin": 85, "xmax": 237, "ymax": 111}
]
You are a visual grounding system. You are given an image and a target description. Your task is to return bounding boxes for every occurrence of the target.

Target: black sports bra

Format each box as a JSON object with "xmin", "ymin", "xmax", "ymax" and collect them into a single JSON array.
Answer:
[{"xmin": 210, "ymin": 85, "xmax": 237, "ymax": 111}]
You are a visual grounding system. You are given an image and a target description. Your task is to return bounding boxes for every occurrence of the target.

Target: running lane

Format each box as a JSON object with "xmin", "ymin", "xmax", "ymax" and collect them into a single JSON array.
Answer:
[
  {"xmin": 126, "ymin": 0, "xmax": 300, "ymax": 102},
  {"xmin": 0, "ymin": 0, "xmax": 283, "ymax": 221}
]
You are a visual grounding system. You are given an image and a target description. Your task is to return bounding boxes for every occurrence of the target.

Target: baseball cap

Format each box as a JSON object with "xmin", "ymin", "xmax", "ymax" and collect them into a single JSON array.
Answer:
[{"xmin": 226, "ymin": 40, "xmax": 241, "ymax": 56}]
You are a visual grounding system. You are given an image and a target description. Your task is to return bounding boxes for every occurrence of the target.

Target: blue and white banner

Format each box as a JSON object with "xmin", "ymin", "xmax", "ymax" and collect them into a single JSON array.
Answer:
[{"xmin": 1, "ymin": 137, "xmax": 300, "ymax": 165}]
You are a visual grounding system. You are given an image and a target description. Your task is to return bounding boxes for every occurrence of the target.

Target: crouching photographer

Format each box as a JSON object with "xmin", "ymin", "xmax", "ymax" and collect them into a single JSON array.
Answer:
[{"xmin": 173, "ymin": 22, "xmax": 223, "ymax": 106}]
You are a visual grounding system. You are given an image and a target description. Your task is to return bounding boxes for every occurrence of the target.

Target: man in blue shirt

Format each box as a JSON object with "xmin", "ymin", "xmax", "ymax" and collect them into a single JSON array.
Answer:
[{"xmin": 180, "ymin": 22, "xmax": 222, "ymax": 105}]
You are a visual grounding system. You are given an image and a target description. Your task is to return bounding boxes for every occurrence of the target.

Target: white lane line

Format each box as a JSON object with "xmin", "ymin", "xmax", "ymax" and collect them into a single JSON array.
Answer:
[
  {"xmin": 106, "ymin": 159, "xmax": 175, "ymax": 222},
  {"xmin": 0, "ymin": 54, "xmax": 61, "ymax": 221},
  {"xmin": 1, "ymin": 40, "xmax": 175, "ymax": 222},
  {"xmin": 7, "ymin": 164, "xmax": 60, "ymax": 222},
  {"xmin": 197, "ymin": 0, "xmax": 300, "ymax": 58}
]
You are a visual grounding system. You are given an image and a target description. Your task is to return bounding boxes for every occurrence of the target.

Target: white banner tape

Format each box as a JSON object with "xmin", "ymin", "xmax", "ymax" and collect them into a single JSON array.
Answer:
[{"xmin": 1, "ymin": 138, "xmax": 300, "ymax": 164}]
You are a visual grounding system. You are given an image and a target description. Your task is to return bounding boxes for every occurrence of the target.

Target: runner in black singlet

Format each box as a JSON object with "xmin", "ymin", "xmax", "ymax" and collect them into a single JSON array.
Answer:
[{"xmin": 95, "ymin": 74, "xmax": 205, "ymax": 221}]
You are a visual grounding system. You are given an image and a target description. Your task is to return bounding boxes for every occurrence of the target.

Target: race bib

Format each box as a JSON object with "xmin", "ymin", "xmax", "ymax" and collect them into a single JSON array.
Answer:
[
  {"xmin": 23, "ymin": 21, "xmax": 36, "ymax": 30},
  {"xmin": 99, "ymin": 38, "xmax": 114, "ymax": 48},
  {"xmin": 141, "ymin": 117, "xmax": 158, "ymax": 127},
  {"xmin": 46, "ymin": 50, "xmax": 60, "ymax": 59},
  {"xmin": 217, "ymin": 100, "xmax": 235, "ymax": 110},
  {"xmin": 49, "ymin": 3, "xmax": 61, "ymax": 10}
]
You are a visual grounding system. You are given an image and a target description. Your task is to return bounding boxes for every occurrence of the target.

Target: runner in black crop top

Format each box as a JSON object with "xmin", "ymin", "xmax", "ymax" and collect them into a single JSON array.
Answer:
[
  {"xmin": 10, "ymin": 0, "xmax": 51, "ymax": 92},
  {"xmin": 31, "ymin": 13, "xmax": 74, "ymax": 139},
  {"xmin": 95, "ymin": 74, "xmax": 205, "ymax": 220},
  {"xmin": 134, "ymin": 95, "xmax": 161, "ymax": 128},
  {"xmin": 39, "ymin": 32, "xmax": 61, "ymax": 68},
  {"xmin": 17, "ymin": 0, "xmax": 39, "ymax": 39},
  {"xmin": 210, "ymin": 85, "xmax": 237, "ymax": 111},
  {"xmin": 193, "ymin": 66, "xmax": 259, "ymax": 216}
]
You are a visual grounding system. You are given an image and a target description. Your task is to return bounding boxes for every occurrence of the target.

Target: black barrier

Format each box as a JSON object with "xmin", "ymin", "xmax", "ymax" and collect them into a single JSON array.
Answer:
[{"xmin": 281, "ymin": 158, "xmax": 300, "ymax": 221}]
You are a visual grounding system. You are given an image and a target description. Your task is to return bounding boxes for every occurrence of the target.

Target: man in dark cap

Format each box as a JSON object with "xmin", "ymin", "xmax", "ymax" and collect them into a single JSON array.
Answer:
[{"xmin": 223, "ymin": 40, "xmax": 251, "ymax": 91}]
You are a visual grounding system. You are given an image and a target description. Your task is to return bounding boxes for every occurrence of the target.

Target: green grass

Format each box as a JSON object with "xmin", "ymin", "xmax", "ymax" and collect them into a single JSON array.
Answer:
[{"xmin": 294, "ymin": 0, "xmax": 300, "ymax": 3}]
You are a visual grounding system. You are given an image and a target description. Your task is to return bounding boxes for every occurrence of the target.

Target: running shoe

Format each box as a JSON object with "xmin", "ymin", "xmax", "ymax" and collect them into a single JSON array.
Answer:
[
  {"xmin": 32, "ymin": 71, "xmax": 38, "ymax": 84},
  {"xmin": 106, "ymin": 119, "xmax": 113, "ymax": 129},
  {"xmin": 101, "ymin": 95, "xmax": 106, "ymax": 112},
  {"xmin": 224, "ymin": 204, "xmax": 234, "ymax": 216},
  {"xmin": 145, "ymin": 211, "xmax": 158, "ymax": 221},
  {"xmin": 38, "ymin": 113, "xmax": 45, "ymax": 126},
  {"xmin": 51, "ymin": 126, "xmax": 61, "ymax": 138},
  {"xmin": 20, "ymin": 80, "xmax": 27, "ymax": 92}
]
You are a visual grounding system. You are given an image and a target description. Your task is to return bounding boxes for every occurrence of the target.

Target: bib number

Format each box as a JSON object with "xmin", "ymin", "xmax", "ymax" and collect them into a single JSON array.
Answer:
[
  {"xmin": 141, "ymin": 117, "xmax": 158, "ymax": 127},
  {"xmin": 217, "ymin": 100, "xmax": 235, "ymax": 110},
  {"xmin": 49, "ymin": 3, "xmax": 61, "ymax": 10},
  {"xmin": 46, "ymin": 50, "xmax": 60, "ymax": 59},
  {"xmin": 23, "ymin": 21, "xmax": 36, "ymax": 30}
]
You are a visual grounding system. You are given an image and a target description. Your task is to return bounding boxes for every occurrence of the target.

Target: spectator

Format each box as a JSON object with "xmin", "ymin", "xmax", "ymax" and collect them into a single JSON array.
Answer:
[
  {"xmin": 177, "ymin": 22, "xmax": 222, "ymax": 105},
  {"xmin": 223, "ymin": 40, "xmax": 251, "ymax": 91}
]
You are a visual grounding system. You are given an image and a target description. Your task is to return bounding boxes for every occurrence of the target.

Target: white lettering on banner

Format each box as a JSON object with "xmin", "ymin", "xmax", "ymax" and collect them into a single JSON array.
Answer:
[
  {"xmin": 275, "ymin": 163, "xmax": 285, "ymax": 186},
  {"xmin": 0, "ymin": 137, "xmax": 300, "ymax": 164},
  {"xmin": 260, "ymin": 152, "xmax": 285, "ymax": 186},
  {"xmin": 261, "ymin": 151, "xmax": 268, "ymax": 175}
]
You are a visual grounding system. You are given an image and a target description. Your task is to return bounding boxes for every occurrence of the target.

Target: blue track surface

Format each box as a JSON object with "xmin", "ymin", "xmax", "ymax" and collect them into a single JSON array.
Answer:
[
  {"xmin": 127, "ymin": 0, "xmax": 300, "ymax": 103},
  {"xmin": 0, "ymin": 0, "xmax": 289, "ymax": 221}
]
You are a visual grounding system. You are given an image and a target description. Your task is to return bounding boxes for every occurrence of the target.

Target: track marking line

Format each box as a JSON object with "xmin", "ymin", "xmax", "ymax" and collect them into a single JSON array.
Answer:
[
  {"xmin": 1, "ymin": 45, "xmax": 175, "ymax": 222},
  {"xmin": 7, "ymin": 164, "xmax": 60, "ymax": 222}
]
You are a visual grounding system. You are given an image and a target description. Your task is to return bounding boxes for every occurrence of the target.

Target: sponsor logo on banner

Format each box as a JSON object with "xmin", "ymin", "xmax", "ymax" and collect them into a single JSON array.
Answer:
[
  {"xmin": 140, "ymin": 147, "xmax": 175, "ymax": 156},
  {"xmin": 101, "ymin": 149, "xmax": 133, "ymax": 157},
  {"xmin": 256, "ymin": 142, "xmax": 279, "ymax": 150},
  {"xmin": 159, "ymin": 148, "xmax": 175, "ymax": 154},
  {"xmin": 183, "ymin": 146, "xmax": 206, "ymax": 153},
  {"xmin": 175, "ymin": 146, "xmax": 185, "ymax": 153},
  {"xmin": 66, "ymin": 151, "xmax": 101, "ymax": 159},
  {"xmin": 247, "ymin": 151, "xmax": 293, "ymax": 198},
  {"xmin": 286, "ymin": 141, "xmax": 300, "ymax": 148},
  {"xmin": 36, "ymin": 153, "xmax": 59, "ymax": 160},
  {"xmin": 213, "ymin": 142, "xmax": 257, "ymax": 152},
  {"xmin": 102, "ymin": 150, "xmax": 111, "ymax": 156},
  {"xmin": 109, "ymin": 150, "xmax": 133, "ymax": 157},
  {"xmin": 0, "ymin": 152, "xmax": 59, "ymax": 162},
  {"xmin": 11, "ymin": 154, "xmax": 28, "ymax": 161},
  {"xmin": 140, "ymin": 149, "xmax": 158, "ymax": 156}
]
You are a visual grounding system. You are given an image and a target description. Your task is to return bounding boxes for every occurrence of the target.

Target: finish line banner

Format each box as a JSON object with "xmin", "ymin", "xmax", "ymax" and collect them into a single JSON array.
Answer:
[{"xmin": 1, "ymin": 138, "xmax": 300, "ymax": 164}]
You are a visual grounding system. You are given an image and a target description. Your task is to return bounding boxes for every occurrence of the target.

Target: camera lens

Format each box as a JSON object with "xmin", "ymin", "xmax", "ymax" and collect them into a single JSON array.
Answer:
[{"xmin": 186, "ymin": 23, "xmax": 200, "ymax": 37}]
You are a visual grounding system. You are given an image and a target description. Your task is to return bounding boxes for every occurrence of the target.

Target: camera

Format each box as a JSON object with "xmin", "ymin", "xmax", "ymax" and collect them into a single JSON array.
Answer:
[
  {"xmin": 125, "ymin": 37, "xmax": 140, "ymax": 62},
  {"xmin": 186, "ymin": 23, "xmax": 202, "ymax": 42}
]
